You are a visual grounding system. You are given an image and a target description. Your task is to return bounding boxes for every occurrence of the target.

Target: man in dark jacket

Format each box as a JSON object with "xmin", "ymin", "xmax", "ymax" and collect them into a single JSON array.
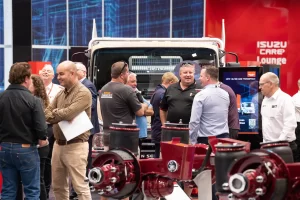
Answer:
[
  {"xmin": 0, "ymin": 62, "xmax": 48, "ymax": 199},
  {"xmin": 150, "ymin": 72, "xmax": 178, "ymax": 158}
]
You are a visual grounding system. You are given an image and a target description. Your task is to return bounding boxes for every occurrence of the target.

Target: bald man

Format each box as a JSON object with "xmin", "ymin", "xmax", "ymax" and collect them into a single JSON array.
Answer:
[
  {"xmin": 260, "ymin": 72, "xmax": 297, "ymax": 161},
  {"xmin": 69, "ymin": 63, "xmax": 100, "ymax": 199},
  {"xmin": 45, "ymin": 61, "xmax": 92, "ymax": 200}
]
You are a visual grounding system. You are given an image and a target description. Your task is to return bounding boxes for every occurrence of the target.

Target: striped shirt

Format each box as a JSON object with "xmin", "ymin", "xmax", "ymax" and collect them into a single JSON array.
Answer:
[{"xmin": 45, "ymin": 82, "xmax": 92, "ymax": 141}]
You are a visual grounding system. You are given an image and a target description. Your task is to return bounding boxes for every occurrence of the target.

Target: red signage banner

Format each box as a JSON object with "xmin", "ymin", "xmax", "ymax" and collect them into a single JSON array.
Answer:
[{"xmin": 205, "ymin": 0, "xmax": 300, "ymax": 95}]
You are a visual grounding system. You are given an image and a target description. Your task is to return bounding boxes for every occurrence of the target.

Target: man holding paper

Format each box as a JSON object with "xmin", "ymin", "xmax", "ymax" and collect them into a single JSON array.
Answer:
[
  {"xmin": 69, "ymin": 62, "xmax": 100, "ymax": 199},
  {"xmin": 45, "ymin": 60, "xmax": 92, "ymax": 200}
]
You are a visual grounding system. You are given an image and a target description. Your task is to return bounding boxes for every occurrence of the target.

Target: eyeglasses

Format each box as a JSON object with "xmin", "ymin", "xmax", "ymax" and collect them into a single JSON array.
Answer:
[
  {"xmin": 259, "ymin": 81, "xmax": 270, "ymax": 86},
  {"xmin": 119, "ymin": 61, "xmax": 128, "ymax": 75},
  {"xmin": 77, "ymin": 69, "xmax": 86, "ymax": 72},
  {"xmin": 181, "ymin": 61, "xmax": 194, "ymax": 67}
]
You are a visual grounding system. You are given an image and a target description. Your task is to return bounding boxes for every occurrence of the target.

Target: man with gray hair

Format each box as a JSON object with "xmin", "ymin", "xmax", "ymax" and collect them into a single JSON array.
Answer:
[
  {"xmin": 126, "ymin": 72, "xmax": 154, "ymax": 150},
  {"xmin": 292, "ymin": 79, "xmax": 300, "ymax": 161},
  {"xmin": 260, "ymin": 72, "xmax": 297, "ymax": 160},
  {"xmin": 39, "ymin": 64, "xmax": 63, "ymax": 102},
  {"xmin": 39, "ymin": 64, "xmax": 63, "ymax": 198}
]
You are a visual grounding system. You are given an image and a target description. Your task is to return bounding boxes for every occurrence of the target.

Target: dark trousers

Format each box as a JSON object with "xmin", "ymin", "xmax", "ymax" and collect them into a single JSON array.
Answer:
[
  {"xmin": 289, "ymin": 140, "xmax": 298, "ymax": 162},
  {"xmin": 16, "ymin": 174, "xmax": 23, "ymax": 200},
  {"xmin": 238, "ymin": 131, "xmax": 263, "ymax": 150},
  {"xmin": 45, "ymin": 125, "xmax": 54, "ymax": 198},
  {"xmin": 39, "ymin": 145, "xmax": 49, "ymax": 200},
  {"xmin": 154, "ymin": 143, "xmax": 160, "ymax": 158},
  {"xmin": 40, "ymin": 158, "xmax": 47, "ymax": 200},
  {"xmin": 197, "ymin": 133, "xmax": 229, "ymax": 145},
  {"xmin": 229, "ymin": 128, "xmax": 239, "ymax": 139},
  {"xmin": 295, "ymin": 122, "xmax": 300, "ymax": 162},
  {"xmin": 87, "ymin": 134, "xmax": 94, "ymax": 177}
]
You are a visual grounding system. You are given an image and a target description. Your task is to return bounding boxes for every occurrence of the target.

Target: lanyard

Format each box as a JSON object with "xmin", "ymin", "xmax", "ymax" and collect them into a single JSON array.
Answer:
[{"xmin": 47, "ymin": 83, "xmax": 53, "ymax": 96}]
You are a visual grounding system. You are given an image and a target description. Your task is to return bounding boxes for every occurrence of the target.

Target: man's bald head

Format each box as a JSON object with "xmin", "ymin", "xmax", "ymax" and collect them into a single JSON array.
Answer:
[
  {"xmin": 260, "ymin": 72, "xmax": 279, "ymax": 86},
  {"xmin": 58, "ymin": 61, "xmax": 77, "ymax": 72},
  {"xmin": 259, "ymin": 72, "xmax": 279, "ymax": 98},
  {"xmin": 57, "ymin": 60, "xmax": 78, "ymax": 89}
]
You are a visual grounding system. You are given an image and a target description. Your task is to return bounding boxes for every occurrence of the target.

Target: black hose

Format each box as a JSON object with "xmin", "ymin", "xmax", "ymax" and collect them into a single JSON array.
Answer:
[{"xmin": 192, "ymin": 145, "xmax": 212, "ymax": 178}]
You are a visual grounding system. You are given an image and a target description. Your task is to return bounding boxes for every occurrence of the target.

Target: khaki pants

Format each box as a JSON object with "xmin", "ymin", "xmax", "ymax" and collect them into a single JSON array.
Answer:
[{"xmin": 52, "ymin": 142, "xmax": 91, "ymax": 200}]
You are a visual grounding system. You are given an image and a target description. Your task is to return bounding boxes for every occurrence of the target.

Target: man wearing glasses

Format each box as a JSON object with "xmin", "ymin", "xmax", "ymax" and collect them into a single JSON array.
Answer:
[
  {"xmin": 292, "ymin": 79, "xmax": 300, "ymax": 162},
  {"xmin": 260, "ymin": 72, "xmax": 297, "ymax": 161},
  {"xmin": 99, "ymin": 61, "xmax": 146, "ymax": 200},
  {"xmin": 100, "ymin": 61, "xmax": 146, "ymax": 128}
]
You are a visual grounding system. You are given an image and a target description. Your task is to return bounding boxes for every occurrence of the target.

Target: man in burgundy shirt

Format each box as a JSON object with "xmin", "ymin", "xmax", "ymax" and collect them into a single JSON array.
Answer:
[{"xmin": 219, "ymin": 82, "xmax": 240, "ymax": 139}]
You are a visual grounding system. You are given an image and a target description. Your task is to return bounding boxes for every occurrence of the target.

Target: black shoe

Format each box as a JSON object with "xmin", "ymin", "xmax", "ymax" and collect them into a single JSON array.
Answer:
[{"xmin": 69, "ymin": 192, "xmax": 78, "ymax": 200}]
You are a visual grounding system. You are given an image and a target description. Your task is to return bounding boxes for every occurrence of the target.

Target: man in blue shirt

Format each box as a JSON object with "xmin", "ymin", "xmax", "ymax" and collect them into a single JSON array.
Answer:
[
  {"xmin": 189, "ymin": 66, "xmax": 230, "ymax": 145},
  {"xmin": 150, "ymin": 72, "xmax": 179, "ymax": 158},
  {"xmin": 126, "ymin": 73, "xmax": 154, "ymax": 147}
]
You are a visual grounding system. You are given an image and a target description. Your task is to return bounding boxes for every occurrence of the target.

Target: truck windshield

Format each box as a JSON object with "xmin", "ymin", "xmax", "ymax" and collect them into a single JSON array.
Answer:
[{"xmin": 91, "ymin": 47, "xmax": 217, "ymax": 98}]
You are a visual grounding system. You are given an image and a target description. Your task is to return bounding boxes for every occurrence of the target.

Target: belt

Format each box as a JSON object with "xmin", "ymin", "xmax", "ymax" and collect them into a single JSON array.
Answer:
[
  {"xmin": 56, "ymin": 138, "xmax": 86, "ymax": 145},
  {"xmin": 0, "ymin": 143, "xmax": 34, "ymax": 148}
]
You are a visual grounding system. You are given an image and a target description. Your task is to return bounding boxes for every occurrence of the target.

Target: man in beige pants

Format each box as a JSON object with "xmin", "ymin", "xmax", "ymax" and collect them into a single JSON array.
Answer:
[{"xmin": 45, "ymin": 61, "xmax": 92, "ymax": 200}]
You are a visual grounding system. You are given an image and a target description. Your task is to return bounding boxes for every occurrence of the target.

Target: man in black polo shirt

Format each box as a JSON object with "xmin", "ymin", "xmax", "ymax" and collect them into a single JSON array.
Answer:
[
  {"xmin": 160, "ymin": 62, "xmax": 198, "ymax": 198},
  {"xmin": 0, "ymin": 62, "xmax": 48, "ymax": 200},
  {"xmin": 160, "ymin": 62, "xmax": 198, "ymax": 124}
]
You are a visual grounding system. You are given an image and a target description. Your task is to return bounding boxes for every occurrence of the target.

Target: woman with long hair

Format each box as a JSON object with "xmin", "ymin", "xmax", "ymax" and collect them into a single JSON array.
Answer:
[{"xmin": 29, "ymin": 74, "xmax": 50, "ymax": 200}]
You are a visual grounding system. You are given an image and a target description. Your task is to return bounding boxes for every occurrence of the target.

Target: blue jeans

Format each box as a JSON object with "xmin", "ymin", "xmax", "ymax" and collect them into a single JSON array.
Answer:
[{"xmin": 0, "ymin": 143, "xmax": 40, "ymax": 200}]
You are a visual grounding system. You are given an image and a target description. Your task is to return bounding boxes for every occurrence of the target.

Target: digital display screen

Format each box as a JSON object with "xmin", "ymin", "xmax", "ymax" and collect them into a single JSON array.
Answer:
[{"xmin": 220, "ymin": 67, "xmax": 262, "ymax": 134}]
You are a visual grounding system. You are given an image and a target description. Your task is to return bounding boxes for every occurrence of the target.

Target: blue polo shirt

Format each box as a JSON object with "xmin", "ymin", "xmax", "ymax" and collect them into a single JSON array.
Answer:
[
  {"xmin": 150, "ymin": 84, "xmax": 166, "ymax": 143},
  {"xmin": 136, "ymin": 97, "xmax": 152, "ymax": 138}
]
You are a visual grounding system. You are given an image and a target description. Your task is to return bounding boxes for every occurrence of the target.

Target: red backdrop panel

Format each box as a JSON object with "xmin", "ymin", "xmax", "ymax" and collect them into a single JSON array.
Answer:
[
  {"xmin": 205, "ymin": 0, "xmax": 300, "ymax": 95},
  {"xmin": 28, "ymin": 61, "xmax": 52, "ymax": 75}
]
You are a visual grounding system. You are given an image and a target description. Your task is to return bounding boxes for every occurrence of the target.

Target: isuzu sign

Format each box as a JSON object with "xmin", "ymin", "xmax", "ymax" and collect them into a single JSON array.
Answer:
[
  {"xmin": 256, "ymin": 41, "xmax": 287, "ymax": 65},
  {"xmin": 205, "ymin": 0, "xmax": 299, "ymax": 95}
]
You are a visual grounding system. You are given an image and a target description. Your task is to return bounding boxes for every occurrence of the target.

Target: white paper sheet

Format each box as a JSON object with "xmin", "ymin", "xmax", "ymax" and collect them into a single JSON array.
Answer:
[
  {"xmin": 193, "ymin": 170, "xmax": 212, "ymax": 200},
  {"xmin": 164, "ymin": 183, "xmax": 191, "ymax": 200},
  {"xmin": 58, "ymin": 111, "xmax": 93, "ymax": 141}
]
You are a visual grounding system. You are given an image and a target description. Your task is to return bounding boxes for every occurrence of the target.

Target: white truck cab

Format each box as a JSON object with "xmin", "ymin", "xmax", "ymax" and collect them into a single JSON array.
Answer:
[{"xmin": 85, "ymin": 37, "xmax": 230, "ymax": 93}]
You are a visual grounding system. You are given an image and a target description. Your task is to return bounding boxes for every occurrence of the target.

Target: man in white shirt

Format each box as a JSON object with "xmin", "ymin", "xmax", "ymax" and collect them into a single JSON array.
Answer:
[
  {"xmin": 292, "ymin": 79, "xmax": 300, "ymax": 162},
  {"xmin": 260, "ymin": 72, "xmax": 297, "ymax": 161},
  {"xmin": 39, "ymin": 64, "xmax": 63, "ymax": 198},
  {"xmin": 40, "ymin": 64, "xmax": 63, "ymax": 103}
]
